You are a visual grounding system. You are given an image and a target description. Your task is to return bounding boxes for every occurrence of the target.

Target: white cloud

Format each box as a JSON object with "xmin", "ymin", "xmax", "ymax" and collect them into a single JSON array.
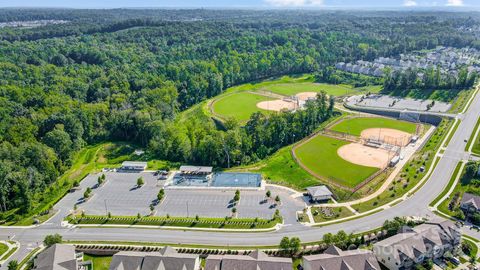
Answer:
[
  {"xmin": 265, "ymin": 0, "xmax": 324, "ymax": 7},
  {"xmin": 403, "ymin": 0, "xmax": 418, "ymax": 6},
  {"xmin": 446, "ymin": 0, "xmax": 464, "ymax": 6}
]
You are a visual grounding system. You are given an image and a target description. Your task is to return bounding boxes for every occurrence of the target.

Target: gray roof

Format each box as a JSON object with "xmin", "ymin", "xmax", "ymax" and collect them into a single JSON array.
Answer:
[
  {"xmin": 303, "ymin": 246, "xmax": 380, "ymax": 270},
  {"xmin": 34, "ymin": 244, "xmax": 77, "ymax": 270},
  {"xmin": 205, "ymin": 250, "xmax": 292, "ymax": 270},
  {"xmin": 121, "ymin": 161, "xmax": 148, "ymax": 167},
  {"xmin": 373, "ymin": 220, "xmax": 460, "ymax": 263},
  {"xmin": 306, "ymin": 186, "xmax": 333, "ymax": 197},
  {"xmin": 461, "ymin": 193, "xmax": 480, "ymax": 210},
  {"xmin": 179, "ymin": 165, "xmax": 213, "ymax": 174},
  {"xmin": 109, "ymin": 247, "xmax": 199, "ymax": 270}
]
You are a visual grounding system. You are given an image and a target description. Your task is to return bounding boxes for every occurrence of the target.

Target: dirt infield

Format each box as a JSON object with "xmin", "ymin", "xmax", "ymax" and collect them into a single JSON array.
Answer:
[
  {"xmin": 361, "ymin": 128, "xmax": 411, "ymax": 147},
  {"xmin": 337, "ymin": 143, "xmax": 391, "ymax": 168},
  {"xmin": 257, "ymin": 100, "xmax": 296, "ymax": 111},
  {"xmin": 256, "ymin": 92, "xmax": 318, "ymax": 112},
  {"xmin": 296, "ymin": 92, "xmax": 317, "ymax": 101}
]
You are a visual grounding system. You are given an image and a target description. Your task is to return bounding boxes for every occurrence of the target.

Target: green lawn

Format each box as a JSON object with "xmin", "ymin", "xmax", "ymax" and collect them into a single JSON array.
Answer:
[
  {"xmin": 84, "ymin": 254, "xmax": 113, "ymax": 270},
  {"xmin": 212, "ymin": 92, "xmax": 273, "ymax": 122},
  {"xmin": 294, "ymin": 135, "xmax": 379, "ymax": 188},
  {"xmin": 264, "ymin": 82, "xmax": 355, "ymax": 96},
  {"xmin": 467, "ymin": 116, "xmax": 480, "ymax": 155},
  {"xmin": 330, "ymin": 117, "xmax": 417, "ymax": 136},
  {"xmin": 67, "ymin": 214, "xmax": 281, "ymax": 230},
  {"xmin": 0, "ymin": 242, "xmax": 8, "ymax": 259}
]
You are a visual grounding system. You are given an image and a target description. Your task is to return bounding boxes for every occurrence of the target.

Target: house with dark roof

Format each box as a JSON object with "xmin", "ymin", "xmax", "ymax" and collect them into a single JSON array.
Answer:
[
  {"xmin": 109, "ymin": 246, "xmax": 200, "ymax": 270},
  {"xmin": 205, "ymin": 250, "xmax": 292, "ymax": 270},
  {"xmin": 460, "ymin": 192, "xmax": 480, "ymax": 214},
  {"xmin": 302, "ymin": 245, "xmax": 380, "ymax": 270},
  {"xmin": 373, "ymin": 220, "xmax": 461, "ymax": 270},
  {"xmin": 33, "ymin": 244, "xmax": 88, "ymax": 270}
]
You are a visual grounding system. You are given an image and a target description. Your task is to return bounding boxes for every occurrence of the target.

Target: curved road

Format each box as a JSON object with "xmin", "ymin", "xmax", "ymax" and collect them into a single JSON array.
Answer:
[{"xmin": 1, "ymin": 88, "xmax": 480, "ymax": 268}]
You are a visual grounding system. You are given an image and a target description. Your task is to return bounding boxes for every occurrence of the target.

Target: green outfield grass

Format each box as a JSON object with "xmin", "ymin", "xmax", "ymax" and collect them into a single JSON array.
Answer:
[
  {"xmin": 263, "ymin": 82, "xmax": 355, "ymax": 96},
  {"xmin": 330, "ymin": 117, "xmax": 417, "ymax": 136},
  {"xmin": 210, "ymin": 74, "xmax": 382, "ymax": 123},
  {"xmin": 212, "ymin": 92, "xmax": 273, "ymax": 122},
  {"xmin": 294, "ymin": 135, "xmax": 379, "ymax": 188}
]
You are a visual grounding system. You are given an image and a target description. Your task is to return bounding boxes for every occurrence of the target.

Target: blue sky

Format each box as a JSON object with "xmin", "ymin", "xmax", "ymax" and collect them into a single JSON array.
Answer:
[{"xmin": 0, "ymin": 0, "xmax": 479, "ymax": 8}]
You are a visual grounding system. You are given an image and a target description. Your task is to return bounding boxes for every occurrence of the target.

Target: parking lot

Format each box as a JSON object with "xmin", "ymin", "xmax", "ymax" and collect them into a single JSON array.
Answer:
[
  {"xmin": 63, "ymin": 172, "xmax": 305, "ymax": 223},
  {"xmin": 349, "ymin": 94, "xmax": 451, "ymax": 112}
]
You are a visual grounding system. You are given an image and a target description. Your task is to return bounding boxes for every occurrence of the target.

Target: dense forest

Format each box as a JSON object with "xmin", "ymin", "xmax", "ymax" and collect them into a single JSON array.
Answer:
[
  {"xmin": 382, "ymin": 67, "xmax": 477, "ymax": 95},
  {"xmin": 0, "ymin": 9, "xmax": 479, "ymax": 218}
]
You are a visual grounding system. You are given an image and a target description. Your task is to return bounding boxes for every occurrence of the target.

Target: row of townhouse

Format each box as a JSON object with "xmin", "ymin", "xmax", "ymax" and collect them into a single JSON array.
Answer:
[{"xmin": 32, "ymin": 221, "xmax": 460, "ymax": 270}]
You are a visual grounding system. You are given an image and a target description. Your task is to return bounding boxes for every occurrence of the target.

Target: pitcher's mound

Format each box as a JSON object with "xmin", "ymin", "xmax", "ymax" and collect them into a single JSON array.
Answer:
[
  {"xmin": 361, "ymin": 128, "xmax": 411, "ymax": 147},
  {"xmin": 337, "ymin": 143, "xmax": 391, "ymax": 168}
]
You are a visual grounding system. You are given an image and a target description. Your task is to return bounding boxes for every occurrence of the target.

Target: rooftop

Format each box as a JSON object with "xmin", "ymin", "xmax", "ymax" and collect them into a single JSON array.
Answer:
[
  {"xmin": 34, "ymin": 244, "xmax": 77, "ymax": 270},
  {"xmin": 306, "ymin": 185, "xmax": 333, "ymax": 197},
  {"xmin": 303, "ymin": 246, "xmax": 381, "ymax": 270},
  {"xmin": 121, "ymin": 161, "xmax": 148, "ymax": 167},
  {"xmin": 179, "ymin": 165, "xmax": 213, "ymax": 174},
  {"xmin": 205, "ymin": 250, "xmax": 292, "ymax": 270}
]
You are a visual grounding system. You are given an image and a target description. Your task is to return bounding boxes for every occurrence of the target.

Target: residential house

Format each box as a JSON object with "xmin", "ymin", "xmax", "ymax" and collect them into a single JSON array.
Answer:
[
  {"xmin": 205, "ymin": 250, "xmax": 292, "ymax": 270},
  {"xmin": 109, "ymin": 246, "xmax": 200, "ymax": 270},
  {"xmin": 373, "ymin": 220, "xmax": 461, "ymax": 270},
  {"xmin": 460, "ymin": 192, "xmax": 480, "ymax": 215},
  {"xmin": 302, "ymin": 245, "xmax": 381, "ymax": 270},
  {"xmin": 33, "ymin": 244, "xmax": 89, "ymax": 270}
]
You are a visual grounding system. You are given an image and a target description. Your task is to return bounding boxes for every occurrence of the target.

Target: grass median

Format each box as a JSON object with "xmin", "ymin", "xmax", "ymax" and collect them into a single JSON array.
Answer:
[{"xmin": 67, "ymin": 214, "xmax": 282, "ymax": 230}]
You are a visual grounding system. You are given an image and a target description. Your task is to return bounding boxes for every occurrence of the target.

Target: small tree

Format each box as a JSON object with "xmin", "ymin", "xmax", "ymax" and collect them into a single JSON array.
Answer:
[
  {"xmin": 266, "ymin": 190, "xmax": 271, "ymax": 198},
  {"xmin": 289, "ymin": 237, "xmax": 301, "ymax": 255},
  {"xmin": 234, "ymin": 190, "xmax": 240, "ymax": 202},
  {"xmin": 84, "ymin": 187, "xmax": 92, "ymax": 199},
  {"xmin": 232, "ymin": 208, "xmax": 237, "ymax": 215},
  {"xmin": 150, "ymin": 205, "xmax": 154, "ymax": 212},
  {"xmin": 44, "ymin": 233, "xmax": 63, "ymax": 247},
  {"xmin": 107, "ymin": 212, "xmax": 112, "ymax": 219},
  {"xmin": 97, "ymin": 176, "xmax": 104, "ymax": 186},
  {"xmin": 279, "ymin": 237, "xmax": 290, "ymax": 255},
  {"xmin": 8, "ymin": 260, "xmax": 18, "ymax": 270},
  {"xmin": 101, "ymin": 174, "xmax": 106, "ymax": 180},
  {"xmin": 157, "ymin": 189, "xmax": 165, "ymax": 202},
  {"xmin": 195, "ymin": 215, "xmax": 200, "ymax": 221},
  {"xmin": 137, "ymin": 177, "xmax": 144, "ymax": 187},
  {"xmin": 275, "ymin": 195, "xmax": 281, "ymax": 204},
  {"xmin": 137, "ymin": 213, "xmax": 141, "ymax": 219}
]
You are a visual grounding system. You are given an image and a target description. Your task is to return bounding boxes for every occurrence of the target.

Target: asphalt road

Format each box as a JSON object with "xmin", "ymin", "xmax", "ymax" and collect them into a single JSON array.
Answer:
[{"xmin": 1, "ymin": 89, "xmax": 479, "ymax": 268}]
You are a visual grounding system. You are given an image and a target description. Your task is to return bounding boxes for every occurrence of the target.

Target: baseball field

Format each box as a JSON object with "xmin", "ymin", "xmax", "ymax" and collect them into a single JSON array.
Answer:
[
  {"xmin": 212, "ymin": 92, "xmax": 274, "ymax": 122},
  {"xmin": 330, "ymin": 117, "xmax": 417, "ymax": 136},
  {"xmin": 294, "ymin": 135, "xmax": 379, "ymax": 188},
  {"xmin": 293, "ymin": 117, "xmax": 418, "ymax": 189},
  {"xmin": 210, "ymin": 75, "xmax": 382, "ymax": 123}
]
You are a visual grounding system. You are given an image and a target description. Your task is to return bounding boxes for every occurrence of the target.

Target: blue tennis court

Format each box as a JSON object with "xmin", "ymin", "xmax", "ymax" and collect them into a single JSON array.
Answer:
[{"xmin": 211, "ymin": 172, "xmax": 262, "ymax": 188}]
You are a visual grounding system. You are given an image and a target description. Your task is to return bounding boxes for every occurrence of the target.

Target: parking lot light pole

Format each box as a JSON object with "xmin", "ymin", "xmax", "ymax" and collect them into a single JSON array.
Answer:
[{"xmin": 104, "ymin": 199, "xmax": 108, "ymax": 216}]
